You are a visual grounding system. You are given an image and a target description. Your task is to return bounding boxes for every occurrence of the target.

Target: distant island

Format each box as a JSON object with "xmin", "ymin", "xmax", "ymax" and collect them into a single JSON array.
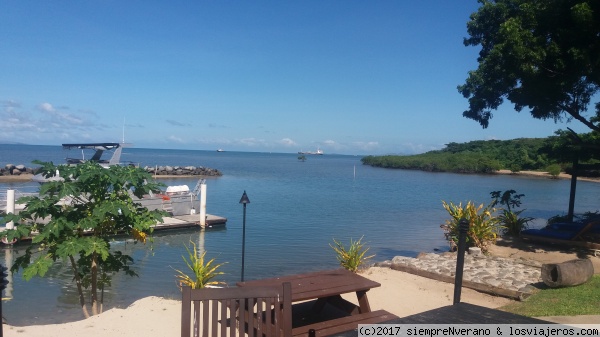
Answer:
[{"xmin": 362, "ymin": 137, "xmax": 599, "ymax": 177}]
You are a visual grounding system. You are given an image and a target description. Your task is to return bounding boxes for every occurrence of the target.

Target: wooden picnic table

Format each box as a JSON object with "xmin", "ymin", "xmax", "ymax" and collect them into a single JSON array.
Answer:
[
  {"xmin": 237, "ymin": 269, "xmax": 397, "ymax": 336},
  {"xmin": 237, "ymin": 269, "xmax": 379, "ymax": 314}
]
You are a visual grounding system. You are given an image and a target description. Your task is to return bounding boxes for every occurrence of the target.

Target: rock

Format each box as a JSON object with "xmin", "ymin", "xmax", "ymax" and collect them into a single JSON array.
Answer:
[
  {"xmin": 468, "ymin": 247, "xmax": 482, "ymax": 256},
  {"xmin": 15, "ymin": 164, "xmax": 25, "ymax": 171},
  {"xmin": 374, "ymin": 260, "xmax": 392, "ymax": 268},
  {"xmin": 391, "ymin": 256, "xmax": 412, "ymax": 264},
  {"xmin": 417, "ymin": 252, "xmax": 440, "ymax": 260}
]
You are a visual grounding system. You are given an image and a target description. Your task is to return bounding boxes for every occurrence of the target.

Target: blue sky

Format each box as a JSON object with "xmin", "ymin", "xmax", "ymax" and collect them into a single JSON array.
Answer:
[{"xmin": 0, "ymin": 1, "xmax": 592, "ymax": 155}]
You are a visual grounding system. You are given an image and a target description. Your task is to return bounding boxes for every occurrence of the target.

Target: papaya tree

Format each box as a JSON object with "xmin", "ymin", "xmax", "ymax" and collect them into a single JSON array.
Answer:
[{"xmin": 1, "ymin": 161, "xmax": 165, "ymax": 318}]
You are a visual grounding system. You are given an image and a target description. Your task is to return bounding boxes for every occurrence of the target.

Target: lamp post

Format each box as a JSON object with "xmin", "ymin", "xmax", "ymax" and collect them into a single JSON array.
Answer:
[{"xmin": 239, "ymin": 191, "xmax": 250, "ymax": 282}]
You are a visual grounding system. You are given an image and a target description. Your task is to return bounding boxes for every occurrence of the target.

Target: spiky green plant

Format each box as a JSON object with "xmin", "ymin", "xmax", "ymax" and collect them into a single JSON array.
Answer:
[
  {"xmin": 498, "ymin": 209, "xmax": 533, "ymax": 236},
  {"xmin": 490, "ymin": 190, "xmax": 534, "ymax": 236},
  {"xmin": 441, "ymin": 201, "xmax": 501, "ymax": 253},
  {"xmin": 330, "ymin": 236, "xmax": 374, "ymax": 273},
  {"xmin": 174, "ymin": 240, "xmax": 226, "ymax": 289}
]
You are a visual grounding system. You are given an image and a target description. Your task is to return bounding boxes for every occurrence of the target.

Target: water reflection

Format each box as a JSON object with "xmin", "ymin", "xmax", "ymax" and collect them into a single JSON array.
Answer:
[{"xmin": 1, "ymin": 226, "xmax": 228, "ymax": 326}]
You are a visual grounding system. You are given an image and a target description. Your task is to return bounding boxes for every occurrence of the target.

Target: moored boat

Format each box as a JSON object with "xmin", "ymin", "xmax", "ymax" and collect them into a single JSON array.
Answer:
[
  {"xmin": 298, "ymin": 147, "xmax": 323, "ymax": 155},
  {"xmin": 31, "ymin": 142, "xmax": 133, "ymax": 183}
]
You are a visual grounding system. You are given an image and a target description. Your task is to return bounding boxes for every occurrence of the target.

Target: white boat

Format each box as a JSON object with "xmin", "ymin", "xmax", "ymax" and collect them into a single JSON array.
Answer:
[
  {"xmin": 32, "ymin": 142, "xmax": 132, "ymax": 183},
  {"xmin": 298, "ymin": 147, "xmax": 323, "ymax": 155},
  {"xmin": 217, "ymin": 149, "xmax": 225, "ymax": 152}
]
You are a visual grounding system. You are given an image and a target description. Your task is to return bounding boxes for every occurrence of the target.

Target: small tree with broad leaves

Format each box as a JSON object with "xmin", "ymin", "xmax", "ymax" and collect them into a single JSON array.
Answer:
[{"xmin": 1, "ymin": 161, "xmax": 165, "ymax": 318}]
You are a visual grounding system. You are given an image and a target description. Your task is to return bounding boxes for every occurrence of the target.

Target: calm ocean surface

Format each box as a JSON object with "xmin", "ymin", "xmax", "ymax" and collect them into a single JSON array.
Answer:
[{"xmin": 1, "ymin": 144, "xmax": 599, "ymax": 325}]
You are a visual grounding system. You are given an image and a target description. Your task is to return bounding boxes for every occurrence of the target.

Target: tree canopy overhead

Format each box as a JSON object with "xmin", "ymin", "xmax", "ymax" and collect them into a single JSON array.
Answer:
[{"xmin": 459, "ymin": 0, "xmax": 600, "ymax": 133}]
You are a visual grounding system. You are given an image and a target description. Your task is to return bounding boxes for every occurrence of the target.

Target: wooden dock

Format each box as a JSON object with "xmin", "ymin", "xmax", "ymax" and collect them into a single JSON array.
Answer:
[
  {"xmin": 154, "ymin": 213, "xmax": 227, "ymax": 230},
  {"xmin": 0, "ymin": 213, "xmax": 227, "ymax": 244}
]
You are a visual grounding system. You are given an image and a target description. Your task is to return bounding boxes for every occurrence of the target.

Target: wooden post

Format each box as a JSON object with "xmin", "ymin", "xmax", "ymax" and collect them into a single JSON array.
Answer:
[
  {"xmin": 567, "ymin": 153, "xmax": 578, "ymax": 223},
  {"xmin": 453, "ymin": 218, "xmax": 469, "ymax": 304},
  {"xmin": 199, "ymin": 183, "xmax": 207, "ymax": 228}
]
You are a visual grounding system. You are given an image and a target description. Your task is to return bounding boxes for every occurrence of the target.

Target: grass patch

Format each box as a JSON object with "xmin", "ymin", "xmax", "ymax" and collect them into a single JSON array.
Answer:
[{"xmin": 499, "ymin": 275, "xmax": 600, "ymax": 317}]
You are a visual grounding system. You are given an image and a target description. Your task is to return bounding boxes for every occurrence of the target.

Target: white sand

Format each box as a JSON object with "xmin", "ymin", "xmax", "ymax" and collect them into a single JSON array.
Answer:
[{"xmin": 3, "ymin": 267, "xmax": 512, "ymax": 337}]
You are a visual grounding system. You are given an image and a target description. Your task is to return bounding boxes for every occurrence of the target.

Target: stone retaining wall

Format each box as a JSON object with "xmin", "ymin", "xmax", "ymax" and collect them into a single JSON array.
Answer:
[
  {"xmin": 1, "ymin": 164, "xmax": 222, "ymax": 177},
  {"xmin": 2, "ymin": 164, "xmax": 38, "ymax": 176},
  {"xmin": 143, "ymin": 165, "xmax": 222, "ymax": 176}
]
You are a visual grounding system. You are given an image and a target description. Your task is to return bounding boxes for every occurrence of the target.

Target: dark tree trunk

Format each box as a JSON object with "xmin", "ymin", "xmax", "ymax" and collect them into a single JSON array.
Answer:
[{"xmin": 541, "ymin": 259, "xmax": 594, "ymax": 288}]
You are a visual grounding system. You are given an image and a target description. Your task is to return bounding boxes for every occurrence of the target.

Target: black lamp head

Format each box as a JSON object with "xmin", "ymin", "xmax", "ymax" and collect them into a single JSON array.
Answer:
[{"xmin": 239, "ymin": 190, "xmax": 250, "ymax": 204}]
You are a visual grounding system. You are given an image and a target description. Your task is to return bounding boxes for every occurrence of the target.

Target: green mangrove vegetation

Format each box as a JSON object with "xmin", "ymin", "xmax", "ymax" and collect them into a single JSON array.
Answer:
[{"xmin": 362, "ymin": 132, "xmax": 600, "ymax": 175}]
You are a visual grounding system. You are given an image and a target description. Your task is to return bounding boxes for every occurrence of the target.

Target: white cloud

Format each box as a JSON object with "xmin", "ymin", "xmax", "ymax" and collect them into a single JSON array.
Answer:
[
  {"xmin": 278, "ymin": 138, "xmax": 297, "ymax": 146},
  {"xmin": 167, "ymin": 135, "xmax": 185, "ymax": 143},
  {"xmin": 38, "ymin": 102, "xmax": 55, "ymax": 112}
]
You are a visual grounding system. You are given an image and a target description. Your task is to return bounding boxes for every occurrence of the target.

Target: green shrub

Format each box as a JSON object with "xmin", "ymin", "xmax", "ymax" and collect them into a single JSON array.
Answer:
[
  {"xmin": 441, "ymin": 201, "xmax": 501, "ymax": 253},
  {"xmin": 497, "ymin": 209, "xmax": 533, "ymax": 236},
  {"xmin": 330, "ymin": 236, "xmax": 374, "ymax": 273},
  {"xmin": 546, "ymin": 164, "xmax": 561, "ymax": 178},
  {"xmin": 490, "ymin": 190, "xmax": 533, "ymax": 236},
  {"xmin": 509, "ymin": 164, "xmax": 522, "ymax": 173},
  {"xmin": 174, "ymin": 240, "xmax": 226, "ymax": 289}
]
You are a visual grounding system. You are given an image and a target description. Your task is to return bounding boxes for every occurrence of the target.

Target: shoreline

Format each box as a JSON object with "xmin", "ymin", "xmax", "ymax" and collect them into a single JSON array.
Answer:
[
  {"xmin": 3, "ymin": 169, "xmax": 599, "ymax": 184},
  {"xmin": 495, "ymin": 169, "xmax": 600, "ymax": 183},
  {"xmin": 0, "ymin": 173, "xmax": 217, "ymax": 183}
]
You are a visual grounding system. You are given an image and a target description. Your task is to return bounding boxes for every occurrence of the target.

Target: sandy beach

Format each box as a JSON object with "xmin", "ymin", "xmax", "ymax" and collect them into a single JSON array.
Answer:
[
  {"xmin": 5, "ymin": 237, "xmax": 599, "ymax": 337},
  {"xmin": 3, "ymin": 266, "xmax": 513, "ymax": 337}
]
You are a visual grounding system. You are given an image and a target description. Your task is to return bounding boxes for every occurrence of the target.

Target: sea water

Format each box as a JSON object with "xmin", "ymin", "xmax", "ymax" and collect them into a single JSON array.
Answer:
[{"xmin": 0, "ymin": 145, "xmax": 598, "ymax": 325}]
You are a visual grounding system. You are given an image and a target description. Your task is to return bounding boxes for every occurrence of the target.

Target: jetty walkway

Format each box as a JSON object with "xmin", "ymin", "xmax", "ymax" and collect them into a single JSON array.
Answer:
[
  {"xmin": 376, "ymin": 251, "xmax": 542, "ymax": 300},
  {"xmin": 156, "ymin": 213, "xmax": 226, "ymax": 230}
]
